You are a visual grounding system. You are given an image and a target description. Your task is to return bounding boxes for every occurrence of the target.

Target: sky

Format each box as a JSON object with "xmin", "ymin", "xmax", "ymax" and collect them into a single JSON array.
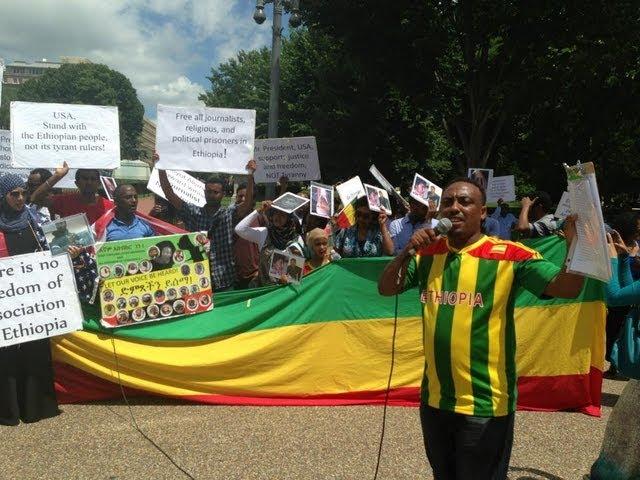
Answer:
[{"xmin": 0, "ymin": 0, "xmax": 289, "ymax": 120}]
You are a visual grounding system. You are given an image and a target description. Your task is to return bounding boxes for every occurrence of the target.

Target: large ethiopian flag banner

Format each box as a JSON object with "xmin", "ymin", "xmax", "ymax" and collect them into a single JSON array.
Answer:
[{"xmin": 52, "ymin": 236, "xmax": 605, "ymax": 415}]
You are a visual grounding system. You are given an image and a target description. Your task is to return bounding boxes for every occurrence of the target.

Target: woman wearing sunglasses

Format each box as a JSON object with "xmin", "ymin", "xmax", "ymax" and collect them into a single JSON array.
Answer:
[
  {"xmin": 334, "ymin": 196, "xmax": 394, "ymax": 258},
  {"xmin": 0, "ymin": 173, "xmax": 96, "ymax": 426}
]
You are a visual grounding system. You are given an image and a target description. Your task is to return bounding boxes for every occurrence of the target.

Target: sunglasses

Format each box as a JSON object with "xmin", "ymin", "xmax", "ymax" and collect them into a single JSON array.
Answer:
[{"xmin": 9, "ymin": 190, "xmax": 27, "ymax": 199}]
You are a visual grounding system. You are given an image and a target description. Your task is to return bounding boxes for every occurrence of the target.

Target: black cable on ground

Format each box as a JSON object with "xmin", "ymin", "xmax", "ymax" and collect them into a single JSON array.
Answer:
[
  {"xmin": 373, "ymin": 293, "xmax": 400, "ymax": 480},
  {"xmin": 110, "ymin": 338, "xmax": 196, "ymax": 480}
]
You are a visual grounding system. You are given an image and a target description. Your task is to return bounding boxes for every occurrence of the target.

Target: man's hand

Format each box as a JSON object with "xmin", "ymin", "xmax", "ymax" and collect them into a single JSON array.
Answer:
[
  {"xmin": 246, "ymin": 159, "xmax": 257, "ymax": 174},
  {"xmin": 403, "ymin": 228, "xmax": 439, "ymax": 256},
  {"xmin": 607, "ymin": 231, "xmax": 630, "ymax": 257},
  {"xmin": 152, "ymin": 152, "xmax": 159, "ymax": 167},
  {"xmin": 378, "ymin": 209, "xmax": 388, "ymax": 227},
  {"xmin": 259, "ymin": 200, "xmax": 272, "ymax": 213},
  {"xmin": 67, "ymin": 245, "xmax": 83, "ymax": 259},
  {"xmin": 521, "ymin": 196, "xmax": 537, "ymax": 209},
  {"xmin": 562, "ymin": 214, "xmax": 578, "ymax": 245},
  {"xmin": 55, "ymin": 161, "xmax": 70, "ymax": 179},
  {"xmin": 497, "ymin": 198, "xmax": 504, "ymax": 205}
]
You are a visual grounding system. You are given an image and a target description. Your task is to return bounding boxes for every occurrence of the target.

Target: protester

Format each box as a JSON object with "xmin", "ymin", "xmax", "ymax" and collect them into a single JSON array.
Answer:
[
  {"xmin": 154, "ymin": 154, "xmax": 256, "ymax": 291},
  {"xmin": 490, "ymin": 198, "xmax": 517, "ymax": 240},
  {"xmin": 482, "ymin": 215, "xmax": 501, "ymax": 237},
  {"xmin": 31, "ymin": 163, "xmax": 112, "ymax": 224},
  {"xmin": 378, "ymin": 177, "xmax": 585, "ymax": 480},
  {"xmin": 26, "ymin": 168, "xmax": 54, "ymax": 225},
  {"xmin": 0, "ymin": 173, "xmax": 96, "ymax": 426},
  {"xmin": 233, "ymin": 182, "xmax": 261, "ymax": 289},
  {"xmin": 515, "ymin": 191, "xmax": 557, "ymax": 238},
  {"xmin": 304, "ymin": 227, "xmax": 337, "ymax": 275},
  {"xmin": 148, "ymin": 195, "xmax": 181, "ymax": 227},
  {"xmin": 389, "ymin": 197, "xmax": 436, "ymax": 254},
  {"xmin": 334, "ymin": 197, "xmax": 394, "ymax": 257},
  {"xmin": 234, "ymin": 200, "xmax": 303, "ymax": 286},
  {"xmin": 105, "ymin": 184, "xmax": 155, "ymax": 241}
]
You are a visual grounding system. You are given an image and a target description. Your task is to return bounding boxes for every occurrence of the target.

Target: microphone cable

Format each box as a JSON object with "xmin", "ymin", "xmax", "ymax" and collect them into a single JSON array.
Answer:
[
  {"xmin": 110, "ymin": 338, "xmax": 196, "ymax": 480},
  {"xmin": 372, "ymin": 291, "xmax": 400, "ymax": 480}
]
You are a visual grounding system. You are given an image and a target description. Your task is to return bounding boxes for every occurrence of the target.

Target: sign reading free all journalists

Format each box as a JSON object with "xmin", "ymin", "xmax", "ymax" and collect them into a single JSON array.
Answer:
[
  {"xmin": 0, "ymin": 251, "xmax": 83, "ymax": 347},
  {"xmin": 10, "ymin": 101, "xmax": 121, "ymax": 169}
]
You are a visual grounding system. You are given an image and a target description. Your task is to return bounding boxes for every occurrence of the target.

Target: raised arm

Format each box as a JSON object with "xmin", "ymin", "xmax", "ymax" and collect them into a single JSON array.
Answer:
[
  {"xmin": 153, "ymin": 152, "xmax": 183, "ymax": 211},
  {"xmin": 235, "ymin": 202, "xmax": 269, "ymax": 250},
  {"xmin": 235, "ymin": 159, "xmax": 256, "ymax": 219},
  {"xmin": 31, "ymin": 162, "xmax": 69, "ymax": 205},
  {"xmin": 543, "ymin": 215, "xmax": 585, "ymax": 298},
  {"xmin": 515, "ymin": 196, "xmax": 536, "ymax": 237},
  {"xmin": 378, "ymin": 209, "xmax": 394, "ymax": 256}
]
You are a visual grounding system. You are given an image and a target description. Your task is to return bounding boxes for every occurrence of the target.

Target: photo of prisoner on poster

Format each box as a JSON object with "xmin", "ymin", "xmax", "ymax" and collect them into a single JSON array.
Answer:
[
  {"xmin": 41, "ymin": 213, "xmax": 94, "ymax": 256},
  {"xmin": 268, "ymin": 250, "xmax": 304, "ymax": 284},
  {"xmin": 410, "ymin": 173, "xmax": 443, "ymax": 211},
  {"xmin": 309, "ymin": 182, "xmax": 334, "ymax": 218},
  {"xmin": 100, "ymin": 176, "xmax": 118, "ymax": 201},
  {"xmin": 97, "ymin": 232, "xmax": 212, "ymax": 328},
  {"xmin": 364, "ymin": 183, "xmax": 391, "ymax": 213},
  {"xmin": 467, "ymin": 168, "xmax": 493, "ymax": 191},
  {"xmin": 270, "ymin": 192, "xmax": 310, "ymax": 214}
]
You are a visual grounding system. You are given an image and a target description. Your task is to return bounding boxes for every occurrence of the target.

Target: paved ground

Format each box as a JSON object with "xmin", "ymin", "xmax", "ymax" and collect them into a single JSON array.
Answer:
[{"xmin": 0, "ymin": 378, "xmax": 627, "ymax": 480}]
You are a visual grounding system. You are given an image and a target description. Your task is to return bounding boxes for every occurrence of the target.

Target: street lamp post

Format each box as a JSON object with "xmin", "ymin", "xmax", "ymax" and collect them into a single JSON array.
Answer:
[{"xmin": 253, "ymin": 0, "xmax": 301, "ymax": 198}]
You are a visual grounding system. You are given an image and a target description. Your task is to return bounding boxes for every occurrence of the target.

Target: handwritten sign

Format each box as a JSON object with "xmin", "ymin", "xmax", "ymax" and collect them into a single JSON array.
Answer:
[
  {"xmin": 253, "ymin": 137, "xmax": 320, "ymax": 184},
  {"xmin": 147, "ymin": 168, "xmax": 206, "ymax": 208},
  {"xmin": 486, "ymin": 175, "xmax": 516, "ymax": 203}
]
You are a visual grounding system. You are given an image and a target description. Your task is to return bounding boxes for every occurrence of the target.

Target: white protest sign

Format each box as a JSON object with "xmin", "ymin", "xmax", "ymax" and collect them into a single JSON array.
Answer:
[
  {"xmin": 0, "ymin": 129, "xmax": 30, "ymax": 180},
  {"xmin": 253, "ymin": 136, "xmax": 320, "ymax": 184},
  {"xmin": 155, "ymin": 104, "xmax": 256, "ymax": 174},
  {"xmin": 0, "ymin": 251, "xmax": 84, "ymax": 347},
  {"xmin": 147, "ymin": 168, "xmax": 206, "ymax": 207},
  {"xmin": 487, "ymin": 175, "xmax": 516, "ymax": 203},
  {"xmin": 10, "ymin": 102, "xmax": 121, "ymax": 169},
  {"xmin": 554, "ymin": 191, "xmax": 571, "ymax": 219},
  {"xmin": 0, "ymin": 60, "xmax": 4, "ymax": 106},
  {"xmin": 336, "ymin": 176, "xmax": 365, "ymax": 206}
]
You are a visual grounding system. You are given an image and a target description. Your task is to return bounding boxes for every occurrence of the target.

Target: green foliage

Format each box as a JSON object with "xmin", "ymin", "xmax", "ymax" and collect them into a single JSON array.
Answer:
[{"xmin": 0, "ymin": 63, "xmax": 144, "ymax": 159}]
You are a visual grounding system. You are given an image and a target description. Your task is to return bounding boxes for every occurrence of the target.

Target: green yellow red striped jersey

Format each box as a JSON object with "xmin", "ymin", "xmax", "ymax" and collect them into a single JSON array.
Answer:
[{"xmin": 404, "ymin": 234, "xmax": 560, "ymax": 417}]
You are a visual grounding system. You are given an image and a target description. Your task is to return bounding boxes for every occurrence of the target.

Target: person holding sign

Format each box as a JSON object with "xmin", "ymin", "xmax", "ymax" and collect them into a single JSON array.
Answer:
[
  {"xmin": 389, "ymin": 197, "xmax": 436, "ymax": 254},
  {"xmin": 0, "ymin": 173, "xmax": 97, "ymax": 426},
  {"xmin": 105, "ymin": 185, "xmax": 155, "ymax": 241},
  {"xmin": 26, "ymin": 168, "xmax": 55, "ymax": 226},
  {"xmin": 490, "ymin": 199, "xmax": 517, "ymax": 240},
  {"xmin": 378, "ymin": 177, "xmax": 586, "ymax": 480},
  {"xmin": 154, "ymin": 154, "xmax": 256, "ymax": 291},
  {"xmin": 31, "ymin": 164, "xmax": 112, "ymax": 224},
  {"xmin": 334, "ymin": 197, "xmax": 394, "ymax": 258}
]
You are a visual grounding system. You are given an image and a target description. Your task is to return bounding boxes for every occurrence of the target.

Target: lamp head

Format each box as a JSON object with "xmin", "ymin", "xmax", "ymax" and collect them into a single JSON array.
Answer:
[
  {"xmin": 289, "ymin": 11, "xmax": 302, "ymax": 27},
  {"xmin": 253, "ymin": 6, "xmax": 266, "ymax": 24}
]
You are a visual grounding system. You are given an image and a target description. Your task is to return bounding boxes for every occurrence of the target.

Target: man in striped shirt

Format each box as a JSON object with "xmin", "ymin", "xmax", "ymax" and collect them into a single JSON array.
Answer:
[{"xmin": 378, "ymin": 178, "xmax": 585, "ymax": 480}]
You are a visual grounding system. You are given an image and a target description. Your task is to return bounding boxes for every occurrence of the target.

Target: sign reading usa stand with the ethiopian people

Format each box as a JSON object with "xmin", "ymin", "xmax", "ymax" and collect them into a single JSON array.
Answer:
[{"xmin": 96, "ymin": 233, "xmax": 213, "ymax": 328}]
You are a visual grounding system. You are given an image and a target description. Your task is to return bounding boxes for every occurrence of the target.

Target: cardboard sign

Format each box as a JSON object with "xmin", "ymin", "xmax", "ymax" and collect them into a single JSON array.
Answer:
[
  {"xmin": 467, "ymin": 168, "xmax": 494, "ymax": 192},
  {"xmin": 487, "ymin": 175, "xmax": 516, "ymax": 203},
  {"xmin": 0, "ymin": 129, "xmax": 30, "ymax": 180},
  {"xmin": 410, "ymin": 173, "xmax": 442, "ymax": 210},
  {"xmin": 363, "ymin": 183, "xmax": 391, "ymax": 213},
  {"xmin": 10, "ymin": 101, "xmax": 120, "ymax": 168},
  {"xmin": 0, "ymin": 251, "xmax": 84, "ymax": 347},
  {"xmin": 155, "ymin": 104, "xmax": 256, "ymax": 174},
  {"xmin": 309, "ymin": 182, "xmax": 334, "ymax": 218},
  {"xmin": 270, "ymin": 192, "xmax": 309, "ymax": 214},
  {"xmin": 96, "ymin": 232, "xmax": 213, "ymax": 328},
  {"xmin": 253, "ymin": 136, "xmax": 320, "ymax": 184},
  {"xmin": 147, "ymin": 168, "xmax": 206, "ymax": 208},
  {"xmin": 336, "ymin": 176, "xmax": 365, "ymax": 207}
]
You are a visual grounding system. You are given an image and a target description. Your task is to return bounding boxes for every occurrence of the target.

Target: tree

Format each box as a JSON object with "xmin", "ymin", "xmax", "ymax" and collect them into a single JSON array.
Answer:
[
  {"xmin": 1, "ymin": 63, "xmax": 144, "ymax": 159},
  {"xmin": 200, "ymin": 29, "xmax": 454, "ymax": 187}
]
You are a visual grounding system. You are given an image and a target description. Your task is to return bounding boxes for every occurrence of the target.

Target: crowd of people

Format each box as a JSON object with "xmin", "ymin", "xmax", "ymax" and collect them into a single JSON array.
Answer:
[{"xmin": 1, "ymin": 160, "xmax": 639, "ymax": 479}]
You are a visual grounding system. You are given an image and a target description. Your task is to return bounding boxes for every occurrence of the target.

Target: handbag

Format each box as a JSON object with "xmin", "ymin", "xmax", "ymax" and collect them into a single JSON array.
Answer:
[{"xmin": 610, "ymin": 306, "xmax": 640, "ymax": 379}]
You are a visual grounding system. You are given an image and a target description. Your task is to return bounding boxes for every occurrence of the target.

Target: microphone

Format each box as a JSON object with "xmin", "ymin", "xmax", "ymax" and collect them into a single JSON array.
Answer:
[{"xmin": 408, "ymin": 218, "xmax": 453, "ymax": 256}]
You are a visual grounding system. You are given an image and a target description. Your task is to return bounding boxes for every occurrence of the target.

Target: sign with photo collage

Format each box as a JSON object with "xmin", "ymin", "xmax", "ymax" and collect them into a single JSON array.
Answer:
[{"xmin": 96, "ymin": 232, "xmax": 213, "ymax": 328}]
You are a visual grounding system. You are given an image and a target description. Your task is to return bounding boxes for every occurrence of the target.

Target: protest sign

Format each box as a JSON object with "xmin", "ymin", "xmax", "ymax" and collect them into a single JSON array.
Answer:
[
  {"xmin": 467, "ymin": 168, "xmax": 493, "ymax": 192},
  {"xmin": 147, "ymin": 168, "xmax": 206, "ymax": 208},
  {"xmin": 0, "ymin": 60, "xmax": 4, "ymax": 105},
  {"xmin": 0, "ymin": 251, "xmax": 83, "ymax": 347},
  {"xmin": 564, "ymin": 162, "xmax": 610, "ymax": 282},
  {"xmin": 42, "ymin": 214, "xmax": 94, "ymax": 256},
  {"xmin": 554, "ymin": 191, "xmax": 571, "ymax": 219},
  {"xmin": 364, "ymin": 183, "xmax": 391, "ymax": 213},
  {"xmin": 310, "ymin": 182, "xmax": 333, "ymax": 218},
  {"xmin": 369, "ymin": 165, "xmax": 410, "ymax": 210},
  {"xmin": 0, "ymin": 129, "xmax": 30, "ymax": 180},
  {"xmin": 487, "ymin": 175, "xmax": 516, "ymax": 203},
  {"xmin": 410, "ymin": 173, "xmax": 442, "ymax": 210},
  {"xmin": 10, "ymin": 102, "xmax": 120, "ymax": 169},
  {"xmin": 253, "ymin": 137, "xmax": 320, "ymax": 183},
  {"xmin": 96, "ymin": 232, "xmax": 213, "ymax": 328},
  {"xmin": 100, "ymin": 176, "xmax": 117, "ymax": 200},
  {"xmin": 271, "ymin": 192, "xmax": 309, "ymax": 214},
  {"xmin": 269, "ymin": 250, "xmax": 304, "ymax": 284},
  {"xmin": 155, "ymin": 104, "xmax": 255, "ymax": 174},
  {"xmin": 336, "ymin": 176, "xmax": 365, "ymax": 207}
]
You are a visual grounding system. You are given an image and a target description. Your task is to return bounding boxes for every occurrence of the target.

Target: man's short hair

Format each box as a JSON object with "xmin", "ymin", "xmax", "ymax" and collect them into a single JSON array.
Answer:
[
  {"xmin": 236, "ymin": 182, "xmax": 248, "ymax": 191},
  {"xmin": 205, "ymin": 176, "xmax": 226, "ymax": 189},
  {"xmin": 75, "ymin": 169, "xmax": 100, "ymax": 181},
  {"xmin": 29, "ymin": 168, "xmax": 53, "ymax": 183},
  {"xmin": 532, "ymin": 191, "xmax": 552, "ymax": 212},
  {"xmin": 113, "ymin": 184, "xmax": 135, "ymax": 199},
  {"xmin": 444, "ymin": 177, "xmax": 486, "ymax": 205}
]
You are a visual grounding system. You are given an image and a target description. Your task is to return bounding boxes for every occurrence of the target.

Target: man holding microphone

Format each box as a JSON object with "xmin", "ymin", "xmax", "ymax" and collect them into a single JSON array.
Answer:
[{"xmin": 378, "ymin": 178, "xmax": 585, "ymax": 480}]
